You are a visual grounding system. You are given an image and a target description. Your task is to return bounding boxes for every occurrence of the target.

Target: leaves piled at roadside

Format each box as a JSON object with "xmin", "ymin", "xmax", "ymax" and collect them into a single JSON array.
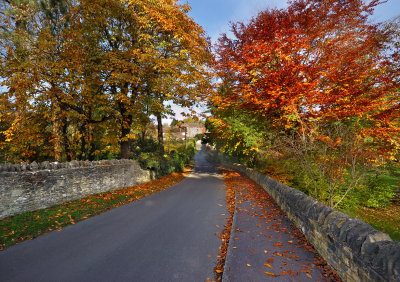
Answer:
[
  {"xmin": 218, "ymin": 168, "xmax": 341, "ymax": 281},
  {"xmin": 0, "ymin": 169, "xmax": 190, "ymax": 250},
  {"xmin": 242, "ymin": 173, "xmax": 341, "ymax": 281},
  {"xmin": 214, "ymin": 168, "xmax": 236, "ymax": 281}
]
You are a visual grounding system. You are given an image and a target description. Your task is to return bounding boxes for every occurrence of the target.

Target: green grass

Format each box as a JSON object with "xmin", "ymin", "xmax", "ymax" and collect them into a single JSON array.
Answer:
[
  {"xmin": 346, "ymin": 167, "xmax": 400, "ymax": 241},
  {"xmin": 345, "ymin": 204, "xmax": 400, "ymax": 241},
  {"xmin": 0, "ymin": 171, "xmax": 187, "ymax": 250}
]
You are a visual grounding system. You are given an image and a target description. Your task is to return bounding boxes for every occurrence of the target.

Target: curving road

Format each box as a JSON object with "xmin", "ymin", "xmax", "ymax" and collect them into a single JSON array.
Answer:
[{"xmin": 0, "ymin": 148, "xmax": 227, "ymax": 282}]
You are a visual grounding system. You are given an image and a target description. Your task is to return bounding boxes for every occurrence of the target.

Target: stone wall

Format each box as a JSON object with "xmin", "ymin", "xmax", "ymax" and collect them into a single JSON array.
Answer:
[
  {"xmin": 208, "ymin": 150, "xmax": 400, "ymax": 282},
  {"xmin": 0, "ymin": 160, "xmax": 151, "ymax": 219}
]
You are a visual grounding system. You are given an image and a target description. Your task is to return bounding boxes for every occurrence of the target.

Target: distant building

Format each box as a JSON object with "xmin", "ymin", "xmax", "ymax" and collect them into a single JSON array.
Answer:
[
  {"xmin": 166, "ymin": 122, "xmax": 205, "ymax": 140},
  {"xmin": 184, "ymin": 123, "xmax": 205, "ymax": 138}
]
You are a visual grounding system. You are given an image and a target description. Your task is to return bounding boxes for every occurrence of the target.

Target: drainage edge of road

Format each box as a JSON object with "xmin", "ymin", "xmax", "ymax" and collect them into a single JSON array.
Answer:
[
  {"xmin": 213, "ymin": 168, "xmax": 236, "ymax": 282},
  {"xmin": 221, "ymin": 193, "xmax": 239, "ymax": 282}
]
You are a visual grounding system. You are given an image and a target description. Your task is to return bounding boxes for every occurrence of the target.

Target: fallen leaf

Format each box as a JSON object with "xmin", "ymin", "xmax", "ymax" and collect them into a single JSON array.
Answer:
[
  {"xmin": 266, "ymin": 258, "xmax": 274, "ymax": 263},
  {"xmin": 273, "ymin": 242, "xmax": 283, "ymax": 246},
  {"xmin": 264, "ymin": 263, "xmax": 272, "ymax": 268},
  {"xmin": 306, "ymin": 273, "xmax": 312, "ymax": 278},
  {"xmin": 264, "ymin": 271, "xmax": 278, "ymax": 277},
  {"xmin": 246, "ymin": 264, "xmax": 251, "ymax": 267},
  {"xmin": 249, "ymin": 249, "xmax": 257, "ymax": 253}
]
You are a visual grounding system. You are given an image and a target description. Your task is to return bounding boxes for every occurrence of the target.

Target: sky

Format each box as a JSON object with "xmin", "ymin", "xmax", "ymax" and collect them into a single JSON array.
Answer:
[{"xmin": 184, "ymin": 0, "xmax": 400, "ymax": 44}]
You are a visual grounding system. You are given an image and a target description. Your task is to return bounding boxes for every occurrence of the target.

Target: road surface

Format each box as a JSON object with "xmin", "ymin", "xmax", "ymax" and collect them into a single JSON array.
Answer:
[{"xmin": 0, "ymin": 149, "xmax": 226, "ymax": 282}]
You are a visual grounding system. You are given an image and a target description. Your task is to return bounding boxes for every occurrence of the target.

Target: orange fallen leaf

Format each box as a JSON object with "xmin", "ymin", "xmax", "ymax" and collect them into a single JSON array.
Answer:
[
  {"xmin": 273, "ymin": 242, "xmax": 282, "ymax": 246},
  {"xmin": 306, "ymin": 273, "xmax": 312, "ymax": 278},
  {"xmin": 264, "ymin": 263, "xmax": 272, "ymax": 268},
  {"xmin": 246, "ymin": 264, "xmax": 251, "ymax": 267},
  {"xmin": 266, "ymin": 258, "xmax": 274, "ymax": 263},
  {"xmin": 249, "ymin": 249, "xmax": 257, "ymax": 253},
  {"xmin": 264, "ymin": 271, "xmax": 278, "ymax": 277},
  {"xmin": 280, "ymin": 271, "xmax": 289, "ymax": 275}
]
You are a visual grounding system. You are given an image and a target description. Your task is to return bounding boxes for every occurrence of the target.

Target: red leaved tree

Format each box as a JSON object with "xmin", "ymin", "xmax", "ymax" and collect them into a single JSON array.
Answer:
[{"xmin": 212, "ymin": 0, "xmax": 400, "ymax": 207}]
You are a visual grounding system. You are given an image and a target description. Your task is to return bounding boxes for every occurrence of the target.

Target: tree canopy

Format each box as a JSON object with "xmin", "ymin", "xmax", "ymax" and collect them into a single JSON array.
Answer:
[
  {"xmin": 0, "ymin": 0, "xmax": 213, "ymax": 161},
  {"xmin": 209, "ymin": 0, "xmax": 400, "ymax": 207}
]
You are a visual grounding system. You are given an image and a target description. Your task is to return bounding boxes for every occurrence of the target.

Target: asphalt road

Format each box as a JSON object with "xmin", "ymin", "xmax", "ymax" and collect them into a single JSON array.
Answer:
[
  {"xmin": 222, "ymin": 174, "xmax": 328, "ymax": 282},
  {"xmin": 0, "ymin": 148, "xmax": 227, "ymax": 282}
]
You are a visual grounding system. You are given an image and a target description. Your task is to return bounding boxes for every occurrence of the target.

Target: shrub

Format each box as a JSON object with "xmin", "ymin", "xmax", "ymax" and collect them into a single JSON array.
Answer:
[
  {"xmin": 362, "ymin": 177, "xmax": 396, "ymax": 208},
  {"xmin": 137, "ymin": 142, "xmax": 197, "ymax": 178}
]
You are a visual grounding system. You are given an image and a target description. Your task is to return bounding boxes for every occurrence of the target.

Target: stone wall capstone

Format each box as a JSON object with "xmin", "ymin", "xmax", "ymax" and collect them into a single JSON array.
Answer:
[
  {"xmin": 207, "ymin": 150, "xmax": 400, "ymax": 282},
  {"xmin": 0, "ymin": 159, "xmax": 151, "ymax": 219}
]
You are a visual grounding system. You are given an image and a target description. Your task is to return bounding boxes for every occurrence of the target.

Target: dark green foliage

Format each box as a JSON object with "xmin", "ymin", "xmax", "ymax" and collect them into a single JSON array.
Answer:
[
  {"xmin": 131, "ymin": 138, "xmax": 162, "ymax": 155},
  {"xmin": 363, "ymin": 178, "xmax": 396, "ymax": 208},
  {"xmin": 340, "ymin": 176, "xmax": 397, "ymax": 210},
  {"xmin": 136, "ymin": 141, "xmax": 196, "ymax": 178}
]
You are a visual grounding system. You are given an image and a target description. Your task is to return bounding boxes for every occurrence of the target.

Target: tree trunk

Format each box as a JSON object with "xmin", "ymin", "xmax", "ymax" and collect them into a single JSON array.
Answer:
[
  {"xmin": 51, "ymin": 97, "xmax": 63, "ymax": 162},
  {"xmin": 140, "ymin": 129, "xmax": 146, "ymax": 142},
  {"xmin": 61, "ymin": 117, "xmax": 71, "ymax": 161},
  {"xmin": 88, "ymin": 124, "xmax": 96, "ymax": 161},
  {"xmin": 78, "ymin": 123, "xmax": 87, "ymax": 160},
  {"xmin": 156, "ymin": 113, "xmax": 164, "ymax": 154},
  {"xmin": 120, "ymin": 130, "xmax": 131, "ymax": 159},
  {"xmin": 120, "ymin": 114, "xmax": 133, "ymax": 159}
]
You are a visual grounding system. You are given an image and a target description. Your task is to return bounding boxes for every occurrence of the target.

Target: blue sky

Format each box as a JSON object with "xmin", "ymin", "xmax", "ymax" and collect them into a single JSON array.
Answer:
[{"xmin": 184, "ymin": 0, "xmax": 400, "ymax": 44}]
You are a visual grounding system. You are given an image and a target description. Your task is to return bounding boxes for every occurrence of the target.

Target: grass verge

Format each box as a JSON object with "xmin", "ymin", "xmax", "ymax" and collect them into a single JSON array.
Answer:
[
  {"xmin": 348, "ymin": 204, "xmax": 400, "ymax": 242},
  {"xmin": 0, "ymin": 168, "xmax": 190, "ymax": 250}
]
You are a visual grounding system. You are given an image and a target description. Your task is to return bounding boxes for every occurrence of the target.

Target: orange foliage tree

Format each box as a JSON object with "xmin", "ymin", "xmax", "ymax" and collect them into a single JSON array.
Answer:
[
  {"xmin": 0, "ymin": 0, "xmax": 212, "ymax": 161},
  {"xmin": 211, "ymin": 0, "xmax": 400, "ymax": 207}
]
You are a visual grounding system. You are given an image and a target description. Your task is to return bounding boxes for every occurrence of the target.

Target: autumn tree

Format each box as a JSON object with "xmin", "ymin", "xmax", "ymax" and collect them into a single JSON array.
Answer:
[
  {"xmin": 212, "ymin": 0, "xmax": 400, "ymax": 207},
  {"xmin": 141, "ymin": 1, "xmax": 213, "ymax": 153},
  {"xmin": 0, "ymin": 0, "xmax": 54, "ymax": 161},
  {"xmin": 0, "ymin": 0, "xmax": 212, "ymax": 161}
]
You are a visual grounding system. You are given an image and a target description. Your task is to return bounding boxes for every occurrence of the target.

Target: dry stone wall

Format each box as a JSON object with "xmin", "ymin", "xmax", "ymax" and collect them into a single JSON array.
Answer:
[
  {"xmin": 0, "ymin": 160, "xmax": 151, "ymax": 219},
  {"xmin": 208, "ymin": 150, "xmax": 400, "ymax": 282}
]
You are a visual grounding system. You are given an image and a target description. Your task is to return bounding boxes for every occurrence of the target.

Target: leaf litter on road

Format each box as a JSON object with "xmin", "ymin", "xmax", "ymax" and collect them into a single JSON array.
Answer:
[
  {"xmin": 215, "ymin": 168, "xmax": 341, "ymax": 281},
  {"xmin": 1, "ymin": 168, "xmax": 191, "ymax": 250}
]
